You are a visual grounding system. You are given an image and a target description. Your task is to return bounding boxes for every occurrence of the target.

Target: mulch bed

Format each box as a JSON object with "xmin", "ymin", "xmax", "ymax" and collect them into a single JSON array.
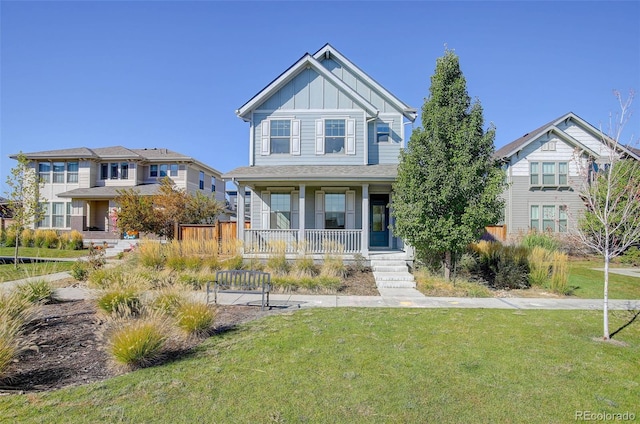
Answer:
[{"xmin": 0, "ymin": 268, "xmax": 377, "ymax": 393}]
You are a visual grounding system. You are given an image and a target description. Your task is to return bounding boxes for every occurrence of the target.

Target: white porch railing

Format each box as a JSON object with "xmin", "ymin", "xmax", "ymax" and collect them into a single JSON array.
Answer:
[
  {"xmin": 244, "ymin": 229, "xmax": 299, "ymax": 253},
  {"xmin": 243, "ymin": 229, "xmax": 363, "ymax": 254}
]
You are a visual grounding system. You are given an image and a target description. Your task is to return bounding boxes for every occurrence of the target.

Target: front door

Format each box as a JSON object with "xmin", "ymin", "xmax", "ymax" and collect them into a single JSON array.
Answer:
[{"xmin": 370, "ymin": 194, "xmax": 389, "ymax": 247}]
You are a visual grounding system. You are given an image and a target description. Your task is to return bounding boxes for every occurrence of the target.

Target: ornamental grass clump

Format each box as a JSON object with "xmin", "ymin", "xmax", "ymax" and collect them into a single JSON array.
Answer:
[
  {"xmin": 20, "ymin": 228, "xmax": 35, "ymax": 247},
  {"xmin": 549, "ymin": 251, "xmax": 569, "ymax": 294},
  {"xmin": 138, "ymin": 241, "xmax": 165, "ymax": 269},
  {"xmin": 97, "ymin": 289, "xmax": 142, "ymax": 316},
  {"xmin": 292, "ymin": 256, "xmax": 317, "ymax": 278},
  {"xmin": 17, "ymin": 280, "xmax": 54, "ymax": 304},
  {"xmin": 0, "ymin": 292, "xmax": 32, "ymax": 378},
  {"xmin": 528, "ymin": 246, "xmax": 552, "ymax": 287},
  {"xmin": 107, "ymin": 319, "xmax": 168, "ymax": 368},
  {"xmin": 320, "ymin": 254, "xmax": 346, "ymax": 278},
  {"xmin": 521, "ymin": 231, "xmax": 560, "ymax": 252},
  {"xmin": 175, "ymin": 302, "xmax": 215, "ymax": 336},
  {"xmin": 148, "ymin": 290, "xmax": 185, "ymax": 315}
]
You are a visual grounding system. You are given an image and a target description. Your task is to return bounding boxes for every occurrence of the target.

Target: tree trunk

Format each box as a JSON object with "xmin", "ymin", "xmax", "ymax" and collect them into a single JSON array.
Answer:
[
  {"xmin": 444, "ymin": 251, "xmax": 452, "ymax": 281},
  {"xmin": 13, "ymin": 233, "xmax": 19, "ymax": 269},
  {"xmin": 603, "ymin": 253, "xmax": 610, "ymax": 340}
]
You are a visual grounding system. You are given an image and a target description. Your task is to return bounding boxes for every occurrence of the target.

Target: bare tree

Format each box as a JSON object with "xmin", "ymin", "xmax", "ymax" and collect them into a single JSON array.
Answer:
[
  {"xmin": 574, "ymin": 91, "xmax": 640, "ymax": 340},
  {"xmin": 4, "ymin": 153, "xmax": 45, "ymax": 268}
]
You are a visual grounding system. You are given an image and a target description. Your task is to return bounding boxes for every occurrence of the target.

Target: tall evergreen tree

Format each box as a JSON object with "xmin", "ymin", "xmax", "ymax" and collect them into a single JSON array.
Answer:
[{"xmin": 392, "ymin": 49, "xmax": 504, "ymax": 279}]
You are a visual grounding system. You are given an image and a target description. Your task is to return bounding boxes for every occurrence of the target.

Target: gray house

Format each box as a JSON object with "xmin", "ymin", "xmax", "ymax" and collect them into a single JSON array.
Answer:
[
  {"xmin": 224, "ymin": 44, "xmax": 417, "ymax": 261},
  {"xmin": 495, "ymin": 112, "xmax": 640, "ymax": 238}
]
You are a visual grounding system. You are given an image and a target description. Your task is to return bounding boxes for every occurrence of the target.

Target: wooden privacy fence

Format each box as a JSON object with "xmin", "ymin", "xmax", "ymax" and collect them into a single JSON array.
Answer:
[
  {"xmin": 484, "ymin": 225, "xmax": 507, "ymax": 242},
  {"xmin": 177, "ymin": 222, "xmax": 249, "ymax": 244}
]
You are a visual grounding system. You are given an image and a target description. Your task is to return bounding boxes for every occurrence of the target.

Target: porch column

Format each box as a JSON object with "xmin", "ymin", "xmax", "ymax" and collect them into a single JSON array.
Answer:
[
  {"xmin": 298, "ymin": 184, "xmax": 305, "ymax": 252},
  {"xmin": 234, "ymin": 180, "xmax": 245, "ymax": 250},
  {"xmin": 361, "ymin": 184, "xmax": 369, "ymax": 257}
]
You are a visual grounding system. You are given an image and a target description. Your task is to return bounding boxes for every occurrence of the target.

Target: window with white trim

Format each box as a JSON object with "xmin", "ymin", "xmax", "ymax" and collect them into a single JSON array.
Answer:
[
  {"xmin": 211, "ymin": 176, "xmax": 216, "ymax": 192},
  {"xmin": 101, "ymin": 163, "xmax": 109, "ymax": 180},
  {"xmin": 66, "ymin": 202, "xmax": 72, "ymax": 228},
  {"xmin": 67, "ymin": 162, "xmax": 79, "ymax": 183},
  {"xmin": 541, "ymin": 140, "xmax": 556, "ymax": 151},
  {"xmin": 530, "ymin": 204, "xmax": 568, "ymax": 233},
  {"xmin": 270, "ymin": 120, "xmax": 291, "ymax": 154},
  {"xmin": 376, "ymin": 122, "xmax": 391, "ymax": 143},
  {"xmin": 325, "ymin": 119, "xmax": 345, "ymax": 154},
  {"xmin": 199, "ymin": 171, "xmax": 205, "ymax": 190},
  {"xmin": 270, "ymin": 193, "xmax": 291, "ymax": 229},
  {"xmin": 38, "ymin": 162, "xmax": 51, "ymax": 183},
  {"xmin": 325, "ymin": 193, "xmax": 346, "ymax": 229},
  {"xmin": 52, "ymin": 162, "xmax": 65, "ymax": 183},
  {"xmin": 110, "ymin": 163, "xmax": 119, "ymax": 179},
  {"xmin": 530, "ymin": 161, "xmax": 569, "ymax": 186},
  {"xmin": 38, "ymin": 203, "xmax": 50, "ymax": 228},
  {"xmin": 121, "ymin": 163, "xmax": 129, "ymax": 180},
  {"xmin": 52, "ymin": 202, "xmax": 65, "ymax": 228}
]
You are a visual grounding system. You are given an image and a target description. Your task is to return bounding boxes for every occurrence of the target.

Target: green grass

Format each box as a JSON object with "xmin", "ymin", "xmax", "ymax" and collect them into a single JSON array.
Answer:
[
  {"xmin": 0, "ymin": 262, "xmax": 76, "ymax": 284},
  {"xmin": 0, "ymin": 247, "xmax": 87, "ymax": 259},
  {"xmin": 1, "ymin": 308, "xmax": 638, "ymax": 423},
  {"xmin": 569, "ymin": 260, "xmax": 640, "ymax": 299}
]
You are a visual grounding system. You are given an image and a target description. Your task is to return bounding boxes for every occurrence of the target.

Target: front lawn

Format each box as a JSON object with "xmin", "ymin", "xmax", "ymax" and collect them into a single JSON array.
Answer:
[
  {"xmin": 0, "ymin": 261, "xmax": 76, "ymax": 283},
  {"xmin": 569, "ymin": 260, "xmax": 640, "ymax": 299},
  {"xmin": 2, "ymin": 308, "xmax": 638, "ymax": 423},
  {"xmin": 0, "ymin": 247, "xmax": 87, "ymax": 259}
]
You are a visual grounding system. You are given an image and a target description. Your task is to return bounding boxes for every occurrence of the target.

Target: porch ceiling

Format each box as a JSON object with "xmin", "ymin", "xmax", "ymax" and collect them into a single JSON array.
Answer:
[{"xmin": 223, "ymin": 164, "xmax": 398, "ymax": 183}]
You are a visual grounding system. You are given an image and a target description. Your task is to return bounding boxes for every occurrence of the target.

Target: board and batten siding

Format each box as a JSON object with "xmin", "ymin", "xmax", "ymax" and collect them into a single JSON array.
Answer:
[
  {"xmin": 253, "ymin": 111, "xmax": 365, "ymax": 165},
  {"xmin": 367, "ymin": 115, "xmax": 404, "ymax": 164}
]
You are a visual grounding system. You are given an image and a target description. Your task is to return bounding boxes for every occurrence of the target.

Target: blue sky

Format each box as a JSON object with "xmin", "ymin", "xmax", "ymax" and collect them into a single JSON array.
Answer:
[{"xmin": 1, "ymin": 1, "xmax": 639, "ymax": 193}]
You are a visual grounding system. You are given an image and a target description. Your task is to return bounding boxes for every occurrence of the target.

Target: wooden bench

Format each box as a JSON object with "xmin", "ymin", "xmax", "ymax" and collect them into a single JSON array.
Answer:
[{"xmin": 206, "ymin": 270, "xmax": 271, "ymax": 310}]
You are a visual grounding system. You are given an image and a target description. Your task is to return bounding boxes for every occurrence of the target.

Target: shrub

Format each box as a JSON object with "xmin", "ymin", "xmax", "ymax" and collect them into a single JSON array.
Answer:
[
  {"xmin": 549, "ymin": 251, "xmax": 569, "ymax": 294},
  {"xmin": 521, "ymin": 231, "xmax": 560, "ymax": 252},
  {"xmin": 43, "ymin": 230, "xmax": 59, "ymax": 248},
  {"xmin": 87, "ymin": 244, "xmax": 107, "ymax": 269},
  {"xmin": 221, "ymin": 255, "xmax": 244, "ymax": 270},
  {"xmin": 415, "ymin": 269, "xmax": 491, "ymax": 297},
  {"xmin": 138, "ymin": 242, "xmax": 165, "ymax": 269},
  {"xmin": 321, "ymin": 254, "xmax": 346, "ymax": 278},
  {"xmin": 473, "ymin": 242, "xmax": 529, "ymax": 289},
  {"xmin": 618, "ymin": 246, "xmax": 640, "ymax": 267},
  {"xmin": 17, "ymin": 280, "xmax": 54, "ymax": 304},
  {"xmin": 67, "ymin": 230, "xmax": 84, "ymax": 250},
  {"xmin": 175, "ymin": 302, "xmax": 215, "ymax": 335},
  {"xmin": 107, "ymin": 319, "xmax": 167, "ymax": 368},
  {"xmin": 5, "ymin": 228, "xmax": 17, "ymax": 247},
  {"xmin": 528, "ymin": 246, "xmax": 552, "ymax": 287},
  {"xmin": 352, "ymin": 253, "xmax": 367, "ymax": 273},
  {"xmin": 70, "ymin": 260, "xmax": 90, "ymax": 281},
  {"xmin": 292, "ymin": 256, "xmax": 317, "ymax": 278},
  {"xmin": 97, "ymin": 289, "xmax": 141, "ymax": 316},
  {"xmin": 20, "ymin": 228, "xmax": 35, "ymax": 247}
]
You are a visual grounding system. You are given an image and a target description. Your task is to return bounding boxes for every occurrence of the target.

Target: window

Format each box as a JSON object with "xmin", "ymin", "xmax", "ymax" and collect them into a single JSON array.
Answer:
[
  {"xmin": 38, "ymin": 203, "xmax": 50, "ymax": 228},
  {"xmin": 101, "ymin": 164, "xmax": 109, "ymax": 180},
  {"xmin": 530, "ymin": 205, "xmax": 540, "ymax": 231},
  {"xmin": 325, "ymin": 119, "xmax": 345, "ymax": 154},
  {"xmin": 325, "ymin": 193, "xmax": 346, "ymax": 229},
  {"xmin": 270, "ymin": 120, "xmax": 290, "ymax": 154},
  {"xmin": 211, "ymin": 176, "xmax": 216, "ymax": 193},
  {"xmin": 531, "ymin": 204, "xmax": 568, "ymax": 232},
  {"xmin": 199, "ymin": 171, "xmax": 204, "ymax": 190},
  {"xmin": 376, "ymin": 122, "xmax": 390, "ymax": 143},
  {"xmin": 530, "ymin": 162, "xmax": 539, "ymax": 185},
  {"xmin": 169, "ymin": 164, "xmax": 178, "ymax": 177},
  {"xmin": 110, "ymin": 163, "xmax": 119, "ymax": 179},
  {"xmin": 150, "ymin": 164, "xmax": 158, "ymax": 178},
  {"xmin": 66, "ymin": 202, "xmax": 72, "ymax": 228},
  {"xmin": 270, "ymin": 193, "xmax": 291, "ymax": 229},
  {"xmin": 52, "ymin": 202, "xmax": 65, "ymax": 228},
  {"xmin": 558, "ymin": 162, "xmax": 568, "ymax": 185},
  {"xmin": 121, "ymin": 163, "xmax": 129, "ymax": 180},
  {"xmin": 52, "ymin": 162, "xmax": 65, "ymax": 183},
  {"xmin": 67, "ymin": 162, "xmax": 78, "ymax": 183},
  {"xmin": 38, "ymin": 162, "xmax": 51, "ymax": 183},
  {"xmin": 542, "ymin": 162, "xmax": 555, "ymax": 185},
  {"xmin": 541, "ymin": 140, "xmax": 556, "ymax": 151}
]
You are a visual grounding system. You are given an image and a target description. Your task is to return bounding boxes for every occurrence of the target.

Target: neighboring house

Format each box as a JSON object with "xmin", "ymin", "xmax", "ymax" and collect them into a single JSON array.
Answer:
[
  {"xmin": 0, "ymin": 197, "xmax": 14, "ymax": 231},
  {"xmin": 495, "ymin": 112, "xmax": 640, "ymax": 238},
  {"xmin": 9, "ymin": 147, "xmax": 225, "ymax": 241},
  {"xmin": 224, "ymin": 44, "xmax": 417, "ymax": 258}
]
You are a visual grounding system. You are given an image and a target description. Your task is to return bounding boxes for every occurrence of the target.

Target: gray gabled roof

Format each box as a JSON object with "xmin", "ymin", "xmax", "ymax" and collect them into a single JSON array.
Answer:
[
  {"xmin": 223, "ymin": 164, "xmax": 398, "ymax": 183},
  {"xmin": 495, "ymin": 112, "xmax": 640, "ymax": 161}
]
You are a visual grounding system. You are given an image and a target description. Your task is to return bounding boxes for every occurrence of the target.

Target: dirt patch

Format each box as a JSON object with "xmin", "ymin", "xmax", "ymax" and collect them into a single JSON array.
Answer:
[{"xmin": 0, "ymin": 269, "xmax": 377, "ymax": 393}]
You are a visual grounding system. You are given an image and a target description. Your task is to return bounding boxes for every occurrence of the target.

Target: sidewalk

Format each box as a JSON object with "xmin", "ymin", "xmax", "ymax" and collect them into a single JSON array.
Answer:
[{"xmin": 3, "ymin": 272, "xmax": 639, "ymax": 311}]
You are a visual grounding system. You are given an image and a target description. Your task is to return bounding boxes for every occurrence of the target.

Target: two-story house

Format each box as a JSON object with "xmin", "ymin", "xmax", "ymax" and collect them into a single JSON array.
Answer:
[
  {"xmin": 224, "ymin": 44, "xmax": 417, "ymax": 259},
  {"xmin": 495, "ymin": 112, "xmax": 640, "ymax": 238},
  {"xmin": 10, "ymin": 146, "xmax": 225, "ymax": 242}
]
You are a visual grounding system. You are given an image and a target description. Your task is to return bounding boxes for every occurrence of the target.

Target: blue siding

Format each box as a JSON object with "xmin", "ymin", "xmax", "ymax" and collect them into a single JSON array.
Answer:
[{"xmin": 367, "ymin": 115, "xmax": 404, "ymax": 164}]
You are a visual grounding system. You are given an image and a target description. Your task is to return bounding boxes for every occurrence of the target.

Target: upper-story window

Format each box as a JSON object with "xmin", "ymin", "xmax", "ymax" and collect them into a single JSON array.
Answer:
[
  {"xmin": 52, "ymin": 162, "xmax": 65, "ymax": 183},
  {"xmin": 376, "ymin": 122, "xmax": 391, "ymax": 143},
  {"xmin": 270, "ymin": 120, "xmax": 290, "ymax": 154},
  {"xmin": 211, "ymin": 176, "xmax": 216, "ymax": 193},
  {"xmin": 199, "ymin": 171, "xmax": 205, "ymax": 190},
  {"xmin": 530, "ymin": 161, "xmax": 568, "ymax": 186},
  {"xmin": 67, "ymin": 162, "xmax": 78, "ymax": 183},
  {"xmin": 101, "ymin": 164, "xmax": 109, "ymax": 180},
  {"xmin": 38, "ymin": 162, "xmax": 51, "ymax": 183},
  {"xmin": 110, "ymin": 163, "xmax": 119, "ymax": 179},
  {"xmin": 541, "ymin": 140, "xmax": 556, "ymax": 151},
  {"xmin": 150, "ymin": 164, "xmax": 178, "ymax": 178},
  {"xmin": 325, "ymin": 193, "xmax": 346, "ymax": 229},
  {"xmin": 325, "ymin": 120, "xmax": 346, "ymax": 154},
  {"xmin": 270, "ymin": 193, "xmax": 291, "ymax": 229},
  {"xmin": 121, "ymin": 163, "xmax": 129, "ymax": 180}
]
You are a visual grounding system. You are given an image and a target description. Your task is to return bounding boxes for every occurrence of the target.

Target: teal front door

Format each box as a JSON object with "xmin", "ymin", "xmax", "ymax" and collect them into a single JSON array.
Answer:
[{"xmin": 370, "ymin": 194, "xmax": 389, "ymax": 247}]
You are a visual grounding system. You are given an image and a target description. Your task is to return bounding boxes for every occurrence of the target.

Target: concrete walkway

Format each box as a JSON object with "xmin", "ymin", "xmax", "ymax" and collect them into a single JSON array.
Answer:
[{"xmin": 3, "ymin": 271, "xmax": 639, "ymax": 311}]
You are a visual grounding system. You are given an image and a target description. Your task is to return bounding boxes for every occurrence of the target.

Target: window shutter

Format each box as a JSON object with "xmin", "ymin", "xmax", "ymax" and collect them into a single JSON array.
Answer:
[
  {"xmin": 291, "ymin": 119, "xmax": 301, "ymax": 156},
  {"xmin": 315, "ymin": 119, "xmax": 325, "ymax": 155},
  {"xmin": 346, "ymin": 190, "xmax": 356, "ymax": 229},
  {"xmin": 315, "ymin": 191, "xmax": 325, "ymax": 229},
  {"xmin": 346, "ymin": 119, "xmax": 356, "ymax": 155},
  {"xmin": 261, "ymin": 191, "xmax": 271, "ymax": 229},
  {"xmin": 291, "ymin": 190, "xmax": 299, "ymax": 229},
  {"xmin": 261, "ymin": 121, "xmax": 270, "ymax": 156}
]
